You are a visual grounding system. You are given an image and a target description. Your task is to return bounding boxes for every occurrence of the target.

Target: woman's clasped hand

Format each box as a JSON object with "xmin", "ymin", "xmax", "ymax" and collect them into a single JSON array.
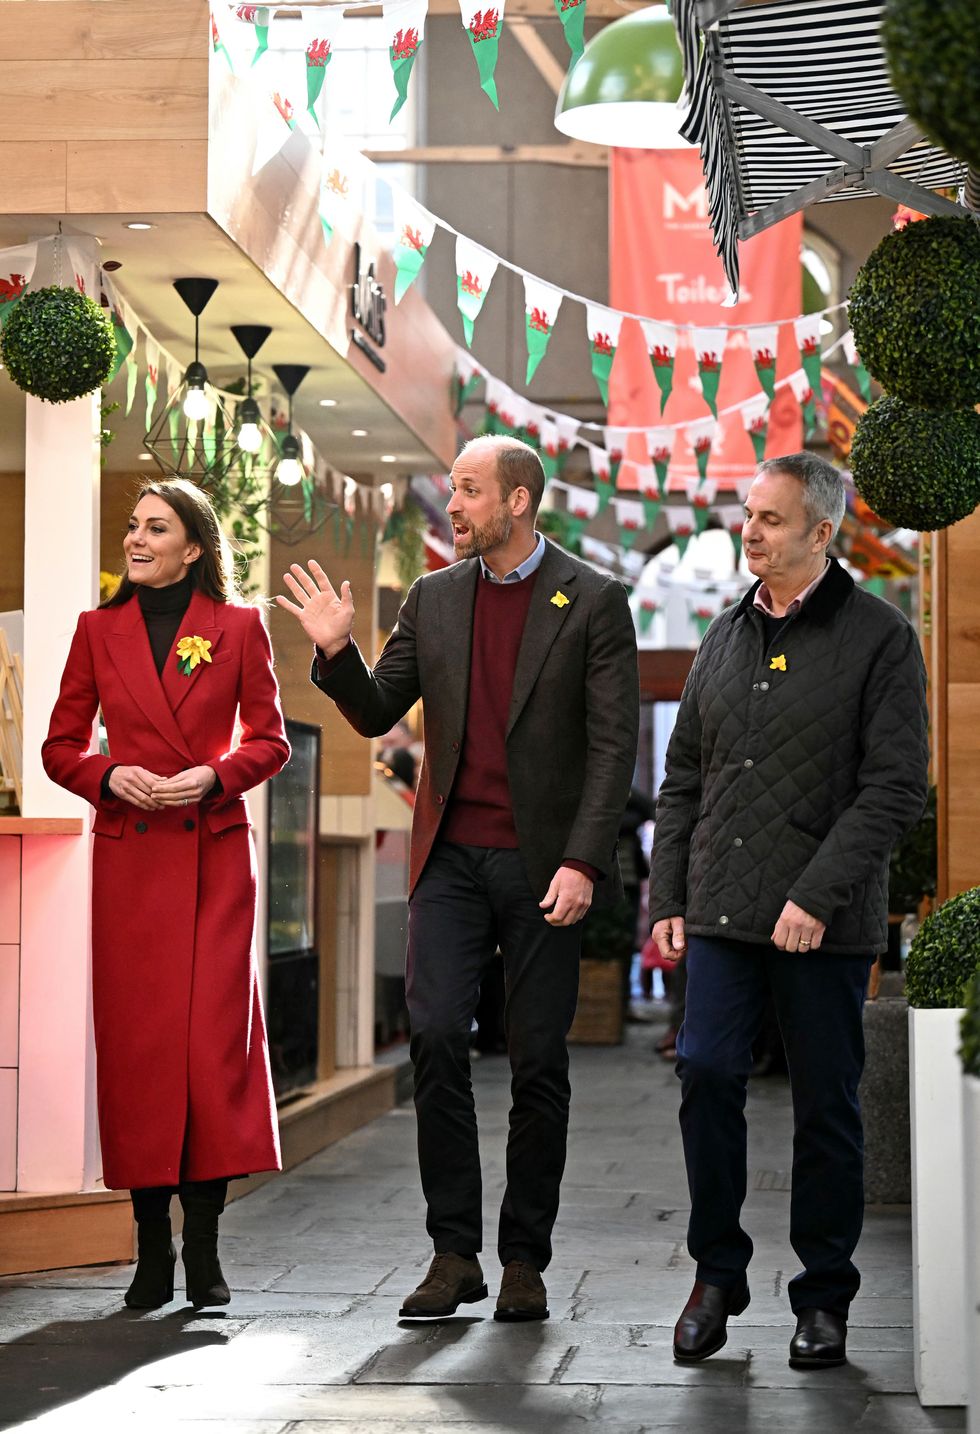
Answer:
[{"xmin": 107, "ymin": 764, "xmax": 217, "ymax": 809}]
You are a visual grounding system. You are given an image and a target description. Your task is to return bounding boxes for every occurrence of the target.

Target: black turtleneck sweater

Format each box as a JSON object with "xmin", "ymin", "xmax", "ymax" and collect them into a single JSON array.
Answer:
[{"xmin": 138, "ymin": 572, "xmax": 194, "ymax": 676}]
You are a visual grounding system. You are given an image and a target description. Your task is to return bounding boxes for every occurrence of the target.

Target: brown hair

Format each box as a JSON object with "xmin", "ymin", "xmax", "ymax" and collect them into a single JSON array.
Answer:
[
  {"xmin": 460, "ymin": 435, "xmax": 546, "ymax": 517},
  {"xmin": 100, "ymin": 478, "xmax": 237, "ymax": 608}
]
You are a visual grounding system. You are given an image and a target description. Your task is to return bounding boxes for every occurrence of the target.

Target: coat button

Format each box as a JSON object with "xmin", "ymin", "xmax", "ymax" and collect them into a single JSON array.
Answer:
[
  {"xmin": 760, "ymin": 681, "xmax": 770, "ymax": 691},
  {"xmin": 135, "ymin": 820, "xmax": 148, "ymax": 834},
  {"xmin": 719, "ymin": 915, "xmax": 730, "ymax": 925},
  {"xmin": 733, "ymin": 837, "xmax": 742, "ymax": 848},
  {"xmin": 752, "ymin": 682, "xmax": 759, "ymax": 692},
  {"xmin": 184, "ymin": 818, "xmax": 196, "ymax": 832},
  {"xmin": 743, "ymin": 758, "xmax": 753, "ymax": 769},
  {"xmin": 436, "ymin": 795, "xmax": 444, "ymax": 805},
  {"xmin": 452, "ymin": 741, "xmax": 460, "ymax": 753}
]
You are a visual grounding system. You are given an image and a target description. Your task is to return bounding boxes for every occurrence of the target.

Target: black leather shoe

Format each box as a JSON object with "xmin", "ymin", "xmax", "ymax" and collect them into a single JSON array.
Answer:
[
  {"xmin": 789, "ymin": 1308, "xmax": 847, "ymax": 1369},
  {"xmin": 673, "ymin": 1278, "xmax": 750, "ymax": 1362}
]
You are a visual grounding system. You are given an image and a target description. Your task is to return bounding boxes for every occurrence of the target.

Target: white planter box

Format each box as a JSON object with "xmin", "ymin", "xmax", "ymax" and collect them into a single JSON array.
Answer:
[
  {"xmin": 910, "ymin": 1007, "xmax": 967, "ymax": 1407},
  {"xmin": 964, "ymin": 1076, "xmax": 980, "ymax": 1434}
]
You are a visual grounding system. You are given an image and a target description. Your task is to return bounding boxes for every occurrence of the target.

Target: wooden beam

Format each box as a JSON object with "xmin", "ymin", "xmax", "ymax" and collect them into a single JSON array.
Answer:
[
  {"xmin": 365, "ymin": 142, "xmax": 609, "ymax": 166},
  {"xmin": 509, "ymin": 17, "xmax": 568, "ymax": 97}
]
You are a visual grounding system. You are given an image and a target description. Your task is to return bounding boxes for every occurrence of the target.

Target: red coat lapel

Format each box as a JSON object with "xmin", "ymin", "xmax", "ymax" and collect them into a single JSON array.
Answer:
[
  {"xmin": 161, "ymin": 590, "xmax": 225, "ymax": 716},
  {"xmin": 104, "ymin": 597, "xmax": 195, "ymax": 764}
]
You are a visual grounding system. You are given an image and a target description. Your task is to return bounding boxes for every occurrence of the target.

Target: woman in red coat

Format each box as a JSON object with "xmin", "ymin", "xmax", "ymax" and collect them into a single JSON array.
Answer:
[{"xmin": 43, "ymin": 478, "xmax": 290, "ymax": 1311}]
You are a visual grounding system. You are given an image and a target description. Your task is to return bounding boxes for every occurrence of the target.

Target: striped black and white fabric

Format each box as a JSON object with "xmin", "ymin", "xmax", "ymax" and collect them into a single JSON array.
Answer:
[{"xmin": 673, "ymin": 0, "xmax": 967, "ymax": 295}]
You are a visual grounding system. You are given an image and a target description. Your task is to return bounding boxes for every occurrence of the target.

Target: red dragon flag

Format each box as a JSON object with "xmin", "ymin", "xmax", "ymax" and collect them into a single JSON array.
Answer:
[
  {"xmin": 553, "ymin": 0, "xmax": 587, "ymax": 67},
  {"xmin": 646, "ymin": 425, "xmax": 674, "ymax": 492},
  {"xmin": 303, "ymin": 7, "xmax": 344, "ymax": 127},
  {"xmin": 603, "ymin": 425, "xmax": 629, "ymax": 488},
  {"xmin": 843, "ymin": 329, "xmax": 872, "ymax": 404},
  {"xmin": 453, "ymin": 349, "xmax": 483, "ymax": 415},
  {"xmin": 586, "ymin": 304, "xmax": 624, "ymax": 405},
  {"xmin": 522, "ymin": 276, "xmax": 563, "ymax": 384},
  {"xmin": 665, "ymin": 503, "xmax": 696, "ymax": 560},
  {"xmin": 636, "ymin": 463, "xmax": 663, "ymax": 529},
  {"xmin": 739, "ymin": 392, "xmax": 770, "ymax": 463},
  {"xmin": 586, "ymin": 442, "xmax": 615, "ymax": 514},
  {"xmin": 319, "ymin": 137, "xmax": 361, "ymax": 247},
  {"xmin": 746, "ymin": 322, "xmax": 779, "ymax": 401},
  {"xmin": 684, "ymin": 416, "xmax": 717, "ymax": 483},
  {"xmin": 692, "ymin": 325, "xmax": 728, "ymax": 418},
  {"xmin": 789, "ymin": 366, "xmax": 818, "ymax": 439},
  {"xmin": 794, "ymin": 313, "xmax": 823, "ymax": 398},
  {"xmin": 385, "ymin": 0, "xmax": 428, "ymax": 120},
  {"xmin": 639, "ymin": 319, "xmax": 677, "ymax": 415},
  {"xmin": 458, "ymin": 0, "xmax": 506, "ymax": 109},
  {"xmin": 392, "ymin": 189, "xmax": 437, "ymax": 304},
  {"xmin": 717, "ymin": 502, "xmax": 746, "ymax": 562},
  {"xmin": 612, "ymin": 496, "xmax": 646, "ymax": 550},
  {"xmin": 684, "ymin": 475, "xmax": 718, "ymax": 534},
  {"xmin": 0, "ymin": 241, "xmax": 36, "ymax": 326},
  {"xmin": 455, "ymin": 235, "xmax": 499, "ymax": 348},
  {"xmin": 233, "ymin": 4, "xmax": 270, "ymax": 67}
]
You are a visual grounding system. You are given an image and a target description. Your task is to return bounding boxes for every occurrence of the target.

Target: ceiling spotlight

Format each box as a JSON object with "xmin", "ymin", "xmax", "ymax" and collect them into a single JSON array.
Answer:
[
  {"xmin": 380, "ymin": 454, "xmax": 397, "ymax": 463},
  {"xmin": 124, "ymin": 221, "xmax": 155, "ymax": 231},
  {"xmin": 138, "ymin": 452, "xmax": 153, "ymax": 462},
  {"xmin": 351, "ymin": 428, "xmax": 368, "ymax": 437},
  {"xmin": 319, "ymin": 398, "xmax": 338, "ymax": 408}
]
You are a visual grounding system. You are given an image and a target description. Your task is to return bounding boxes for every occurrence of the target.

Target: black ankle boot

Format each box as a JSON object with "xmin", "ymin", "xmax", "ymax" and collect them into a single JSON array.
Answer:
[
  {"xmin": 124, "ymin": 1218, "xmax": 176, "ymax": 1310},
  {"xmin": 179, "ymin": 1183, "xmax": 230, "ymax": 1308}
]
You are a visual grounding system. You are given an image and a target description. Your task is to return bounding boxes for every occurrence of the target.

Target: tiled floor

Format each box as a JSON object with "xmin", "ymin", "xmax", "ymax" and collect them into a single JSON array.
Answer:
[{"xmin": 0, "ymin": 1016, "xmax": 964, "ymax": 1432}]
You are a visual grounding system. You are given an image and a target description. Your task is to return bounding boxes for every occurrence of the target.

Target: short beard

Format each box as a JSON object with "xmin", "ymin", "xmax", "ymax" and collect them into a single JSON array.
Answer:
[{"xmin": 454, "ymin": 504, "xmax": 513, "ymax": 559}]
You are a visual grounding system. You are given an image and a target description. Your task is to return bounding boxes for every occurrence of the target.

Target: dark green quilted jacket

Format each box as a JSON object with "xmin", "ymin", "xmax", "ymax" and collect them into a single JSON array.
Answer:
[{"xmin": 648, "ymin": 558, "xmax": 929, "ymax": 954}]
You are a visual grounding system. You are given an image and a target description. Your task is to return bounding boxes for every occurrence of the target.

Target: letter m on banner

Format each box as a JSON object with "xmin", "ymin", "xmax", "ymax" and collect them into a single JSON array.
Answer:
[{"xmin": 663, "ymin": 183, "xmax": 708, "ymax": 222}]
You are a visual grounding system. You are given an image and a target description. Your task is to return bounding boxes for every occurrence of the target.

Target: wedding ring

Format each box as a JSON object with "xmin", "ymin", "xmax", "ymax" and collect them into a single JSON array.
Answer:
[{"xmin": 799, "ymin": 939, "xmax": 811, "ymax": 948}]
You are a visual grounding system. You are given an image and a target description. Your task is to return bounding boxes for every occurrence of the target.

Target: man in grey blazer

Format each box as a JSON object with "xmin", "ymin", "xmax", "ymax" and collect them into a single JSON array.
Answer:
[{"xmin": 278, "ymin": 436, "xmax": 639, "ymax": 1322}]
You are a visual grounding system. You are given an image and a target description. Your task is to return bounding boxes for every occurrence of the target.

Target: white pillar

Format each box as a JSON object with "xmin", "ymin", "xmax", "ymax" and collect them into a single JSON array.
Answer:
[{"xmin": 17, "ymin": 370, "xmax": 102, "ymax": 1191}]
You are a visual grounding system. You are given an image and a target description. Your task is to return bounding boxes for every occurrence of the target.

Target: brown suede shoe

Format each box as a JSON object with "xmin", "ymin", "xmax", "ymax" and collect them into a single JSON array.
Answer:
[
  {"xmin": 398, "ymin": 1253, "xmax": 488, "ymax": 1319},
  {"xmin": 494, "ymin": 1260, "xmax": 550, "ymax": 1322}
]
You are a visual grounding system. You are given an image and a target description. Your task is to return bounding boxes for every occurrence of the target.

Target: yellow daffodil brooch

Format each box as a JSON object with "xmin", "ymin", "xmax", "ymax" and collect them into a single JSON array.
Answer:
[
  {"xmin": 176, "ymin": 634, "xmax": 213, "ymax": 677},
  {"xmin": 769, "ymin": 653, "xmax": 787, "ymax": 672},
  {"xmin": 550, "ymin": 590, "xmax": 570, "ymax": 608}
]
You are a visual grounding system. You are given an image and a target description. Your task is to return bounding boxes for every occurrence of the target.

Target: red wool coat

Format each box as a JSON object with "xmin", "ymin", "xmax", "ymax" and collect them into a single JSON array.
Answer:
[{"xmin": 42, "ymin": 590, "xmax": 290, "ymax": 1189}]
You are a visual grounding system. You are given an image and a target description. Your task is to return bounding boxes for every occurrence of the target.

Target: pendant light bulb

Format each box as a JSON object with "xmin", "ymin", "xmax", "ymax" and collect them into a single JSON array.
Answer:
[
  {"xmin": 182, "ymin": 360, "xmax": 209, "ymax": 421},
  {"xmin": 236, "ymin": 395, "xmax": 264, "ymax": 454},
  {"xmin": 276, "ymin": 433, "xmax": 304, "ymax": 486}
]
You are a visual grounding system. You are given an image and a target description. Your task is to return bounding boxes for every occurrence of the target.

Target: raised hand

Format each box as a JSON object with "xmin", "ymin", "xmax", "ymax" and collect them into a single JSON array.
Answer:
[
  {"xmin": 276, "ymin": 560, "xmax": 355, "ymax": 659},
  {"xmin": 108, "ymin": 765, "xmax": 166, "ymax": 811}
]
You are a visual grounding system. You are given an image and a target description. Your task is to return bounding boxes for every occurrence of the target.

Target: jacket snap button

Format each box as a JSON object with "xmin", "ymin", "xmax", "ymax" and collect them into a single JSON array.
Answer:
[
  {"xmin": 135, "ymin": 820, "xmax": 148, "ymax": 834},
  {"xmin": 733, "ymin": 837, "xmax": 742, "ymax": 848},
  {"xmin": 743, "ymin": 758, "xmax": 753, "ymax": 769},
  {"xmin": 436, "ymin": 794, "xmax": 444, "ymax": 805},
  {"xmin": 760, "ymin": 681, "xmax": 770, "ymax": 691},
  {"xmin": 719, "ymin": 915, "xmax": 730, "ymax": 925},
  {"xmin": 752, "ymin": 682, "xmax": 759, "ymax": 691},
  {"xmin": 184, "ymin": 818, "xmax": 195, "ymax": 832},
  {"xmin": 451, "ymin": 741, "xmax": 460, "ymax": 753}
]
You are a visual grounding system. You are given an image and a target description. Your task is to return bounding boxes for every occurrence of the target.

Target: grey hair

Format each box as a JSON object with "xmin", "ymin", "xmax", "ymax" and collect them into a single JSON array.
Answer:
[{"xmin": 757, "ymin": 452, "xmax": 846, "ymax": 539}]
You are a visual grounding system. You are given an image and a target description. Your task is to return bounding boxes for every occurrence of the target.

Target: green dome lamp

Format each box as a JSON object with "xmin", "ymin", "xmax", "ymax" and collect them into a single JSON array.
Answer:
[{"xmin": 554, "ymin": 4, "xmax": 690, "ymax": 149}]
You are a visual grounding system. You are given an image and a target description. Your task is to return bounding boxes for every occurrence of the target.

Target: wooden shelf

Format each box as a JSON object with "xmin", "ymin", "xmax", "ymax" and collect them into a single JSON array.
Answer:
[{"xmin": 0, "ymin": 818, "xmax": 84, "ymax": 835}]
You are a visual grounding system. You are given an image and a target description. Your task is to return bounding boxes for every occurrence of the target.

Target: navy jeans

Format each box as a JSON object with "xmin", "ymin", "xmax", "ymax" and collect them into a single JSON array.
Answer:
[
  {"xmin": 677, "ymin": 934, "xmax": 872, "ymax": 1315},
  {"xmin": 406, "ymin": 841, "xmax": 582, "ymax": 1271}
]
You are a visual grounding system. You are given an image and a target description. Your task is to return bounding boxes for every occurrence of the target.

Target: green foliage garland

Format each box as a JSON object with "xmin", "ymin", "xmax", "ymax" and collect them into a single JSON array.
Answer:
[
  {"xmin": 906, "ymin": 885, "xmax": 980, "ymax": 1009},
  {"xmin": 960, "ymin": 973, "xmax": 980, "ymax": 1079},
  {"xmin": 383, "ymin": 494, "xmax": 428, "ymax": 595},
  {"xmin": 1, "ymin": 285, "xmax": 114, "ymax": 403},
  {"xmin": 848, "ymin": 217, "xmax": 980, "ymax": 410},
  {"xmin": 850, "ymin": 396, "xmax": 980, "ymax": 531},
  {"xmin": 883, "ymin": 0, "xmax": 980, "ymax": 171}
]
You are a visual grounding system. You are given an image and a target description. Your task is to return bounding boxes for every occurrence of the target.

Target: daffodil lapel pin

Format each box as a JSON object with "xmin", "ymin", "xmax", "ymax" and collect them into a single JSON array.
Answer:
[
  {"xmin": 550, "ymin": 590, "xmax": 570, "ymax": 608},
  {"xmin": 769, "ymin": 653, "xmax": 787, "ymax": 672},
  {"xmin": 176, "ymin": 634, "xmax": 213, "ymax": 677}
]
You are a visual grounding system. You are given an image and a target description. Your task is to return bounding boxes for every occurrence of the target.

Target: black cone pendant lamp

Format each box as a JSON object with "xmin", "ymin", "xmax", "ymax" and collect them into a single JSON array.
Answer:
[
  {"xmin": 271, "ymin": 363, "xmax": 310, "ymax": 486},
  {"xmin": 145, "ymin": 277, "xmax": 234, "ymax": 480}
]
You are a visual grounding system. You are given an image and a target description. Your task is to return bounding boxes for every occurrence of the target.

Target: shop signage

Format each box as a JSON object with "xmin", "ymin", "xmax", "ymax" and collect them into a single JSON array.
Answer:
[{"xmin": 350, "ymin": 243, "xmax": 386, "ymax": 371}]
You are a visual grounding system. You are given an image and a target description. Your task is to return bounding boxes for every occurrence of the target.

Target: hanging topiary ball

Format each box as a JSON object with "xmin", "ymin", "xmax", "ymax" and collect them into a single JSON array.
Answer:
[
  {"xmin": 850, "ymin": 396, "xmax": 980, "ymax": 531},
  {"xmin": 1, "ymin": 284, "xmax": 115, "ymax": 404},
  {"xmin": 847, "ymin": 216, "xmax": 980, "ymax": 410},
  {"xmin": 883, "ymin": 0, "xmax": 980, "ymax": 172},
  {"xmin": 906, "ymin": 884, "xmax": 980, "ymax": 1009}
]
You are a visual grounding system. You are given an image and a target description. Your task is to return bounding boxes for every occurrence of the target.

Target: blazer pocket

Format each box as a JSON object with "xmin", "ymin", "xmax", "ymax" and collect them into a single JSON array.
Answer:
[
  {"xmin": 206, "ymin": 801, "xmax": 251, "ymax": 835},
  {"xmin": 92, "ymin": 809, "xmax": 126, "ymax": 839}
]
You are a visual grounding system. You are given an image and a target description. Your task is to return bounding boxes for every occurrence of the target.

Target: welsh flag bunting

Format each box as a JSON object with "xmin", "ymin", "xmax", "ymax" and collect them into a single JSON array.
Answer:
[
  {"xmin": 106, "ymin": 298, "xmax": 134, "ymax": 383},
  {"xmin": 688, "ymin": 590, "xmax": 724, "ymax": 640},
  {"xmin": 693, "ymin": 326, "xmax": 727, "ymax": 418},
  {"xmin": 252, "ymin": 82, "xmax": 299, "ymax": 176},
  {"xmin": 646, "ymin": 426, "xmax": 674, "ymax": 491},
  {"xmin": 586, "ymin": 442, "xmax": 615, "ymax": 514},
  {"xmin": 684, "ymin": 476, "xmax": 718, "ymax": 534},
  {"xmin": 233, "ymin": 5, "xmax": 270, "ymax": 66},
  {"xmin": 637, "ymin": 465, "xmax": 663, "ymax": 529},
  {"xmin": 523, "ymin": 275, "xmax": 562, "ymax": 384},
  {"xmin": 0, "ymin": 243, "xmax": 36, "ymax": 325},
  {"xmin": 685, "ymin": 417, "xmax": 716, "ymax": 482},
  {"xmin": 843, "ymin": 330, "xmax": 872, "ymax": 404},
  {"xmin": 124, "ymin": 345, "xmax": 139, "ymax": 417},
  {"xmin": 303, "ymin": 7, "xmax": 344, "ymax": 126},
  {"xmin": 665, "ymin": 504, "xmax": 696, "ymax": 559},
  {"xmin": 794, "ymin": 314, "xmax": 823, "ymax": 396},
  {"xmin": 554, "ymin": 414, "xmax": 581, "ymax": 467},
  {"xmin": 392, "ymin": 190, "xmax": 436, "ymax": 303},
  {"xmin": 603, "ymin": 426, "xmax": 628, "ymax": 488},
  {"xmin": 635, "ymin": 587, "xmax": 661, "ymax": 637},
  {"xmin": 586, "ymin": 305, "xmax": 623, "ymax": 405},
  {"xmin": 453, "ymin": 350, "xmax": 482, "ymax": 414},
  {"xmin": 319, "ymin": 140, "xmax": 359, "ymax": 246},
  {"xmin": 739, "ymin": 392, "xmax": 769, "ymax": 463},
  {"xmin": 210, "ymin": 8, "xmax": 235, "ymax": 71},
  {"xmin": 746, "ymin": 322, "xmax": 779, "ymax": 400},
  {"xmin": 789, "ymin": 368, "xmax": 817, "ymax": 437},
  {"xmin": 455, "ymin": 236, "xmax": 498, "ymax": 348},
  {"xmin": 640, "ymin": 320, "xmax": 677, "ymax": 415},
  {"xmin": 482, "ymin": 375, "xmax": 509, "ymax": 434},
  {"xmin": 385, "ymin": 0, "xmax": 427, "ymax": 121},
  {"xmin": 508, "ymin": 393, "xmax": 533, "ymax": 443},
  {"xmin": 613, "ymin": 497, "xmax": 646, "ymax": 551},
  {"xmin": 717, "ymin": 504, "xmax": 745, "ymax": 562},
  {"xmin": 538, "ymin": 416, "xmax": 560, "ymax": 479},
  {"xmin": 524, "ymin": 403, "xmax": 543, "ymax": 448},
  {"xmin": 553, "ymin": 0, "xmax": 587, "ymax": 65},
  {"xmin": 564, "ymin": 483, "xmax": 599, "ymax": 541},
  {"xmin": 459, "ymin": 0, "xmax": 505, "ymax": 109},
  {"xmin": 144, "ymin": 337, "xmax": 160, "ymax": 432}
]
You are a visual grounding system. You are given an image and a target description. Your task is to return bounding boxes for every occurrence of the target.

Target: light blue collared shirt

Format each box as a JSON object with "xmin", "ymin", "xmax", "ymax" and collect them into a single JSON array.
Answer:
[{"xmin": 479, "ymin": 531, "xmax": 546, "ymax": 584}]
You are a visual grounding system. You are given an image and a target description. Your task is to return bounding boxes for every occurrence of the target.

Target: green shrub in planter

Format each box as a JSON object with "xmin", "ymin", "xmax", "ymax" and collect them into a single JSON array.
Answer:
[
  {"xmin": 906, "ymin": 885, "xmax": 980, "ymax": 1009},
  {"xmin": 847, "ymin": 217, "xmax": 980, "ymax": 410},
  {"xmin": 1, "ymin": 285, "xmax": 114, "ymax": 403},
  {"xmin": 850, "ymin": 396, "xmax": 980, "ymax": 531},
  {"xmin": 960, "ymin": 973, "xmax": 980, "ymax": 1078},
  {"xmin": 883, "ymin": 0, "xmax": 980, "ymax": 172}
]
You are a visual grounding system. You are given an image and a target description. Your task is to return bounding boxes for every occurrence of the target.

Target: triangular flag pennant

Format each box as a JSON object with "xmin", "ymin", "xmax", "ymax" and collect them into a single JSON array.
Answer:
[
  {"xmin": 564, "ymin": 483, "xmax": 599, "ymax": 541},
  {"xmin": 685, "ymin": 417, "xmax": 717, "ymax": 482},
  {"xmin": 646, "ymin": 426, "xmax": 674, "ymax": 491},
  {"xmin": 692, "ymin": 326, "xmax": 727, "ymax": 417},
  {"xmin": 717, "ymin": 504, "xmax": 745, "ymax": 562},
  {"xmin": 524, "ymin": 404, "xmax": 543, "ymax": 448},
  {"xmin": 303, "ymin": 7, "xmax": 344, "ymax": 126},
  {"xmin": 843, "ymin": 329, "xmax": 872, "ymax": 405},
  {"xmin": 794, "ymin": 314, "xmax": 823, "ymax": 396},
  {"xmin": 687, "ymin": 589, "xmax": 723, "ymax": 640},
  {"xmin": 319, "ymin": 139, "xmax": 360, "ymax": 247},
  {"xmin": 746, "ymin": 322, "xmax": 779, "ymax": 401},
  {"xmin": 587, "ymin": 442, "xmax": 615, "ymax": 514},
  {"xmin": 385, "ymin": 0, "xmax": 427, "ymax": 121},
  {"xmin": 789, "ymin": 368, "xmax": 818, "ymax": 438},
  {"xmin": 124, "ymin": 345, "xmax": 139, "ymax": 417},
  {"xmin": 635, "ymin": 587, "xmax": 661, "ymax": 637},
  {"xmin": 640, "ymin": 320, "xmax": 677, "ymax": 415},
  {"xmin": 106, "ymin": 294, "xmax": 134, "ymax": 383},
  {"xmin": 453, "ymin": 350, "xmax": 482, "ymax": 415},
  {"xmin": 508, "ymin": 393, "xmax": 533, "ymax": 444},
  {"xmin": 523, "ymin": 276, "xmax": 562, "ymax": 384},
  {"xmin": 210, "ymin": 7, "xmax": 235, "ymax": 71},
  {"xmin": 604, "ymin": 426, "xmax": 628, "ymax": 489},
  {"xmin": 554, "ymin": 413, "xmax": 580, "ymax": 466},
  {"xmin": 455, "ymin": 235, "xmax": 498, "ymax": 347},
  {"xmin": 684, "ymin": 476, "xmax": 718, "ymax": 534},
  {"xmin": 587, "ymin": 305, "xmax": 623, "ymax": 405},
  {"xmin": 553, "ymin": 0, "xmax": 587, "ymax": 65},
  {"xmin": 459, "ymin": 0, "xmax": 505, "ymax": 109},
  {"xmin": 665, "ymin": 504, "xmax": 696, "ymax": 559},
  {"xmin": 739, "ymin": 392, "xmax": 769, "ymax": 463},
  {"xmin": 483, "ymin": 374, "xmax": 509, "ymax": 434},
  {"xmin": 0, "ymin": 242, "xmax": 36, "ymax": 325},
  {"xmin": 539, "ymin": 416, "xmax": 561, "ymax": 479},
  {"xmin": 392, "ymin": 190, "xmax": 436, "ymax": 303},
  {"xmin": 637, "ymin": 465, "xmax": 663, "ymax": 529},
  {"xmin": 144, "ymin": 337, "xmax": 160, "ymax": 432},
  {"xmin": 613, "ymin": 497, "xmax": 646, "ymax": 551},
  {"xmin": 495, "ymin": 384, "xmax": 521, "ymax": 436},
  {"xmin": 252, "ymin": 77, "xmax": 299, "ymax": 177},
  {"xmin": 233, "ymin": 5, "xmax": 270, "ymax": 66}
]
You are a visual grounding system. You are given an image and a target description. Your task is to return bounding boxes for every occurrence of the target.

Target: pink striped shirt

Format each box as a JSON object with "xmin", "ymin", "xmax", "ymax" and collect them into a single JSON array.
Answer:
[{"xmin": 753, "ymin": 559, "xmax": 831, "ymax": 619}]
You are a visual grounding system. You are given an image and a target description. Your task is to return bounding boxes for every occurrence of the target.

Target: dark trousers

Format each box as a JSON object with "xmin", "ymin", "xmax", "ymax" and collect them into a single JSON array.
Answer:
[
  {"xmin": 130, "ymin": 1179, "xmax": 228, "ymax": 1223},
  {"xmin": 406, "ymin": 841, "xmax": 582, "ymax": 1271},
  {"xmin": 677, "ymin": 935, "xmax": 871, "ymax": 1316}
]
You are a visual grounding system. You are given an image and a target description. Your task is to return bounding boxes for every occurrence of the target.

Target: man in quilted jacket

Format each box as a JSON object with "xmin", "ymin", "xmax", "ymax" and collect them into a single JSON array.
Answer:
[{"xmin": 649, "ymin": 452, "xmax": 928, "ymax": 1372}]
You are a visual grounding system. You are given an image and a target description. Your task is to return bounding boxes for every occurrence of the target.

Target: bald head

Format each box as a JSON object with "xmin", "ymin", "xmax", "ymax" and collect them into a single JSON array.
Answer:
[{"xmin": 458, "ymin": 435, "xmax": 546, "ymax": 518}]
